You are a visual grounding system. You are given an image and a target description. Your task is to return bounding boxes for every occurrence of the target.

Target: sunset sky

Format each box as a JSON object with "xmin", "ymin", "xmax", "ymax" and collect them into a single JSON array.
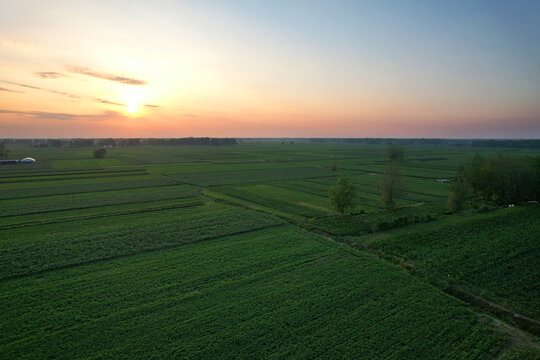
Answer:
[{"xmin": 1, "ymin": 0, "xmax": 539, "ymax": 138}]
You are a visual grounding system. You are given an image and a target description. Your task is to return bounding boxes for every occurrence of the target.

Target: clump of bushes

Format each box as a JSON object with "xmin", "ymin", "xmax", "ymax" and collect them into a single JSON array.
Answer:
[
  {"xmin": 475, "ymin": 204, "xmax": 494, "ymax": 213},
  {"xmin": 371, "ymin": 213, "xmax": 436, "ymax": 232},
  {"xmin": 93, "ymin": 148, "xmax": 107, "ymax": 159},
  {"xmin": 310, "ymin": 203, "xmax": 446, "ymax": 236}
]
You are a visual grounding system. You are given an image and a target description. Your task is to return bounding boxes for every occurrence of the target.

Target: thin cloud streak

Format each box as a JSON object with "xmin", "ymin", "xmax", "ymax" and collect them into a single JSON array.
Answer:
[
  {"xmin": 1, "ymin": 80, "xmax": 124, "ymax": 104},
  {"xmin": 0, "ymin": 109, "xmax": 123, "ymax": 121},
  {"xmin": 66, "ymin": 65, "xmax": 147, "ymax": 85},
  {"xmin": 35, "ymin": 72, "xmax": 67, "ymax": 79},
  {"xmin": 0, "ymin": 87, "xmax": 24, "ymax": 93},
  {"xmin": 93, "ymin": 98, "xmax": 126, "ymax": 106},
  {"xmin": 144, "ymin": 104, "xmax": 159, "ymax": 108},
  {"xmin": 16, "ymin": 83, "xmax": 40, "ymax": 90},
  {"xmin": 7, "ymin": 81, "xmax": 82, "ymax": 98},
  {"xmin": 50, "ymin": 89, "xmax": 81, "ymax": 99}
]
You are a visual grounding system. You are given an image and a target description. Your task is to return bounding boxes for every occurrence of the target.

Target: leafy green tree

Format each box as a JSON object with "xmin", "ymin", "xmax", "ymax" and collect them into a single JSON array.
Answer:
[
  {"xmin": 378, "ymin": 162, "xmax": 405, "ymax": 210},
  {"xmin": 330, "ymin": 176, "xmax": 357, "ymax": 215},
  {"xmin": 0, "ymin": 141, "xmax": 9, "ymax": 159},
  {"xmin": 331, "ymin": 160, "xmax": 338, "ymax": 172},
  {"xmin": 93, "ymin": 148, "xmax": 107, "ymax": 159},
  {"xmin": 448, "ymin": 165, "xmax": 469, "ymax": 212},
  {"xmin": 483, "ymin": 154, "xmax": 536, "ymax": 204},
  {"xmin": 463, "ymin": 153, "xmax": 538, "ymax": 205},
  {"xmin": 386, "ymin": 144, "xmax": 404, "ymax": 162}
]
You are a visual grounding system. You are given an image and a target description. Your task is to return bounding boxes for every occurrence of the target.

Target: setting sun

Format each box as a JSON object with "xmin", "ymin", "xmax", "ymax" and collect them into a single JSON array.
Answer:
[{"xmin": 127, "ymin": 103, "xmax": 138, "ymax": 114}]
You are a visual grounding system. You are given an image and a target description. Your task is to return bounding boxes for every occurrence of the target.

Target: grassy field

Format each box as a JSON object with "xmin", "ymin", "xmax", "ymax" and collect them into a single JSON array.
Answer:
[{"xmin": 1, "ymin": 142, "xmax": 539, "ymax": 359}]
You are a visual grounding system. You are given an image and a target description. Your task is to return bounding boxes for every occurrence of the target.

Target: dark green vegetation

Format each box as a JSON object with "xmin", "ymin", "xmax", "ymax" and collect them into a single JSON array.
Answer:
[
  {"xmin": 463, "ymin": 153, "xmax": 539, "ymax": 205},
  {"xmin": 329, "ymin": 176, "xmax": 357, "ymax": 215},
  {"xmin": 369, "ymin": 205, "xmax": 540, "ymax": 320},
  {"xmin": 93, "ymin": 148, "xmax": 107, "ymax": 159},
  {"xmin": 448, "ymin": 165, "xmax": 469, "ymax": 212},
  {"xmin": 1, "ymin": 142, "xmax": 539, "ymax": 359},
  {"xmin": 0, "ymin": 141, "xmax": 9, "ymax": 159}
]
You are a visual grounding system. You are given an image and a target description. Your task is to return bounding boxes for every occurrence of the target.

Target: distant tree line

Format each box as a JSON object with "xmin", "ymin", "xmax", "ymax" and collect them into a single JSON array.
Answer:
[
  {"xmin": 4, "ymin": 138, "xmax": 539, "ymax": 148},
  {"xmin": 449, "ymin": 153, "xmax": 540, "ymax": 211},
  {"xmin": 470, "ymin": 139, "xmax": 540, "ymax": 148},
  {"xmin": 145, "ymin": 138, "xmax": 237, "ymax": 146},
  {"xmin": 307, "ymin": 138, "xmax": 540, "ymax": 148},
  {"xmin": 0, "ymin": 138, "xmax": 238, "ymax": 148}
]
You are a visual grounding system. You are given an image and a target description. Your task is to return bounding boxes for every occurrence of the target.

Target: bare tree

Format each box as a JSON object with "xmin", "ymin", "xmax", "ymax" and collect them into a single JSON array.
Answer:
[
  {"xmin": 448, "ymin": 165, "xmax": 469, "ymax": 212},
  {"xmin": 378, "ymin": 162, "xmax": 405, "ymax": 210}
]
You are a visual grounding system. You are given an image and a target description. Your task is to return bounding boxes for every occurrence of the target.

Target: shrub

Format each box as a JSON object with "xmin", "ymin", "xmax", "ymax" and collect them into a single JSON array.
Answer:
[{"xmin": 93, "ymin": 148, "xmax": 107, "ymax": 159}]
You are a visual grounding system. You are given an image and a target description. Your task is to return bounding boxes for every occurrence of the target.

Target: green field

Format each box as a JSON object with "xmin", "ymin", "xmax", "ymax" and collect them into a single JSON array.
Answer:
[
  {"xmin": 368, "ymin": 205, "xmax": 540, "ymax": 320},
  {"xmin": 1, "ymin": 142, "xmax": 539, "ymax": 359}
]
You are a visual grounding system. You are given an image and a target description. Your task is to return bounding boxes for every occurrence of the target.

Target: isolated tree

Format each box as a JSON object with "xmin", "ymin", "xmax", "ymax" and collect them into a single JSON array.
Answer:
[
  {"xmin": 378, "ymin": 162, "xmax": 405, "ymax": 210},
  {"xmin": 331, "ymin": 160, "xmax": 338, "ymax": 172},
  {"xmin": 93, "ymin": 148, "xmax": 107, "ymax": 159},
  {"xmin": 386, "ymin": 144, "xmax": 404, "ymax": 162},
  {"xmin": 465, "ymin": 153, "xmax": 487, "ymax": 198},
  {"xmin": 330, "ymin": 176, "xmax": 357, "ymax": 215},
  {"xmin": 448, "ymin": 165, "xmax": 469, "ymax": 212},
  {"xmin": 0, "ymin": 141, "xmax": 9, "ymax": 159}
]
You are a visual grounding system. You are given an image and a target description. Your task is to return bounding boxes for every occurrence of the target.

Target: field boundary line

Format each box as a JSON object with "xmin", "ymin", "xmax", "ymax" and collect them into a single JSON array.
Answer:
[
  {"xmin": 0, "ymin": 171, "xmax": 150, "ymax": 184},
  {"xmin": 0, "ymin": 193, "xmax": 200, "ymax": 219},
  {"xmin": 340, "ymin": 167, "xmax": 450, "ymax": 180},
  {"xmin": 0, "ymin": 199, "xmax": 205, "ymax": 230},
  {"xmin": 0, "ymin": 223, "xmax": 287, "ymax": 283},
  {"xmin": 174, "ymin": 173, "xmax": 357, "ymax": 188},
  {"xmin": 0, "ymin": 180, "xmax": 180, "ymax": 201},
  {"xmin": 0, "ymin": 168, "xmax": 147, "ymax": 180}
]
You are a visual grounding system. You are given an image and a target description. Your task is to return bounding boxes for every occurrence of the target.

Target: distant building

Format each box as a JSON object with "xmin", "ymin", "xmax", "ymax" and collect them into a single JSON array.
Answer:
[{"xmin": 0, "ymin": 157, "xmax": 36, "ymax": 165}]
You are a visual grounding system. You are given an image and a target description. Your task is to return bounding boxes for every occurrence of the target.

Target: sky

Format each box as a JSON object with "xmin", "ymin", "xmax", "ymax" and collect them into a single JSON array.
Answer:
[{"xmin": 0, "ymin": 0, "xmax": 539, "ymax": 138}]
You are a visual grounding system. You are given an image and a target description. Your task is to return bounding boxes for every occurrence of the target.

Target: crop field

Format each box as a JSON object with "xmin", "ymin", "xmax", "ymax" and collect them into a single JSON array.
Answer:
[
  {"xmin": 368, "ymin": 205, "xmax": 540, "ymax": 320},
  {"xmin": 168, "ymin": 166, "xmax": 349, "ymax": 186},
  {"xmin": 1, "ymin": 226, "xmax": 505, "ymax": 359},
  {"xmin": 0, "ymin": 184, "xmax": 200, "ymax": 217},
  {"xmin": 1, "ymin": 142, "xmax": 539, "ymax": 359}
]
